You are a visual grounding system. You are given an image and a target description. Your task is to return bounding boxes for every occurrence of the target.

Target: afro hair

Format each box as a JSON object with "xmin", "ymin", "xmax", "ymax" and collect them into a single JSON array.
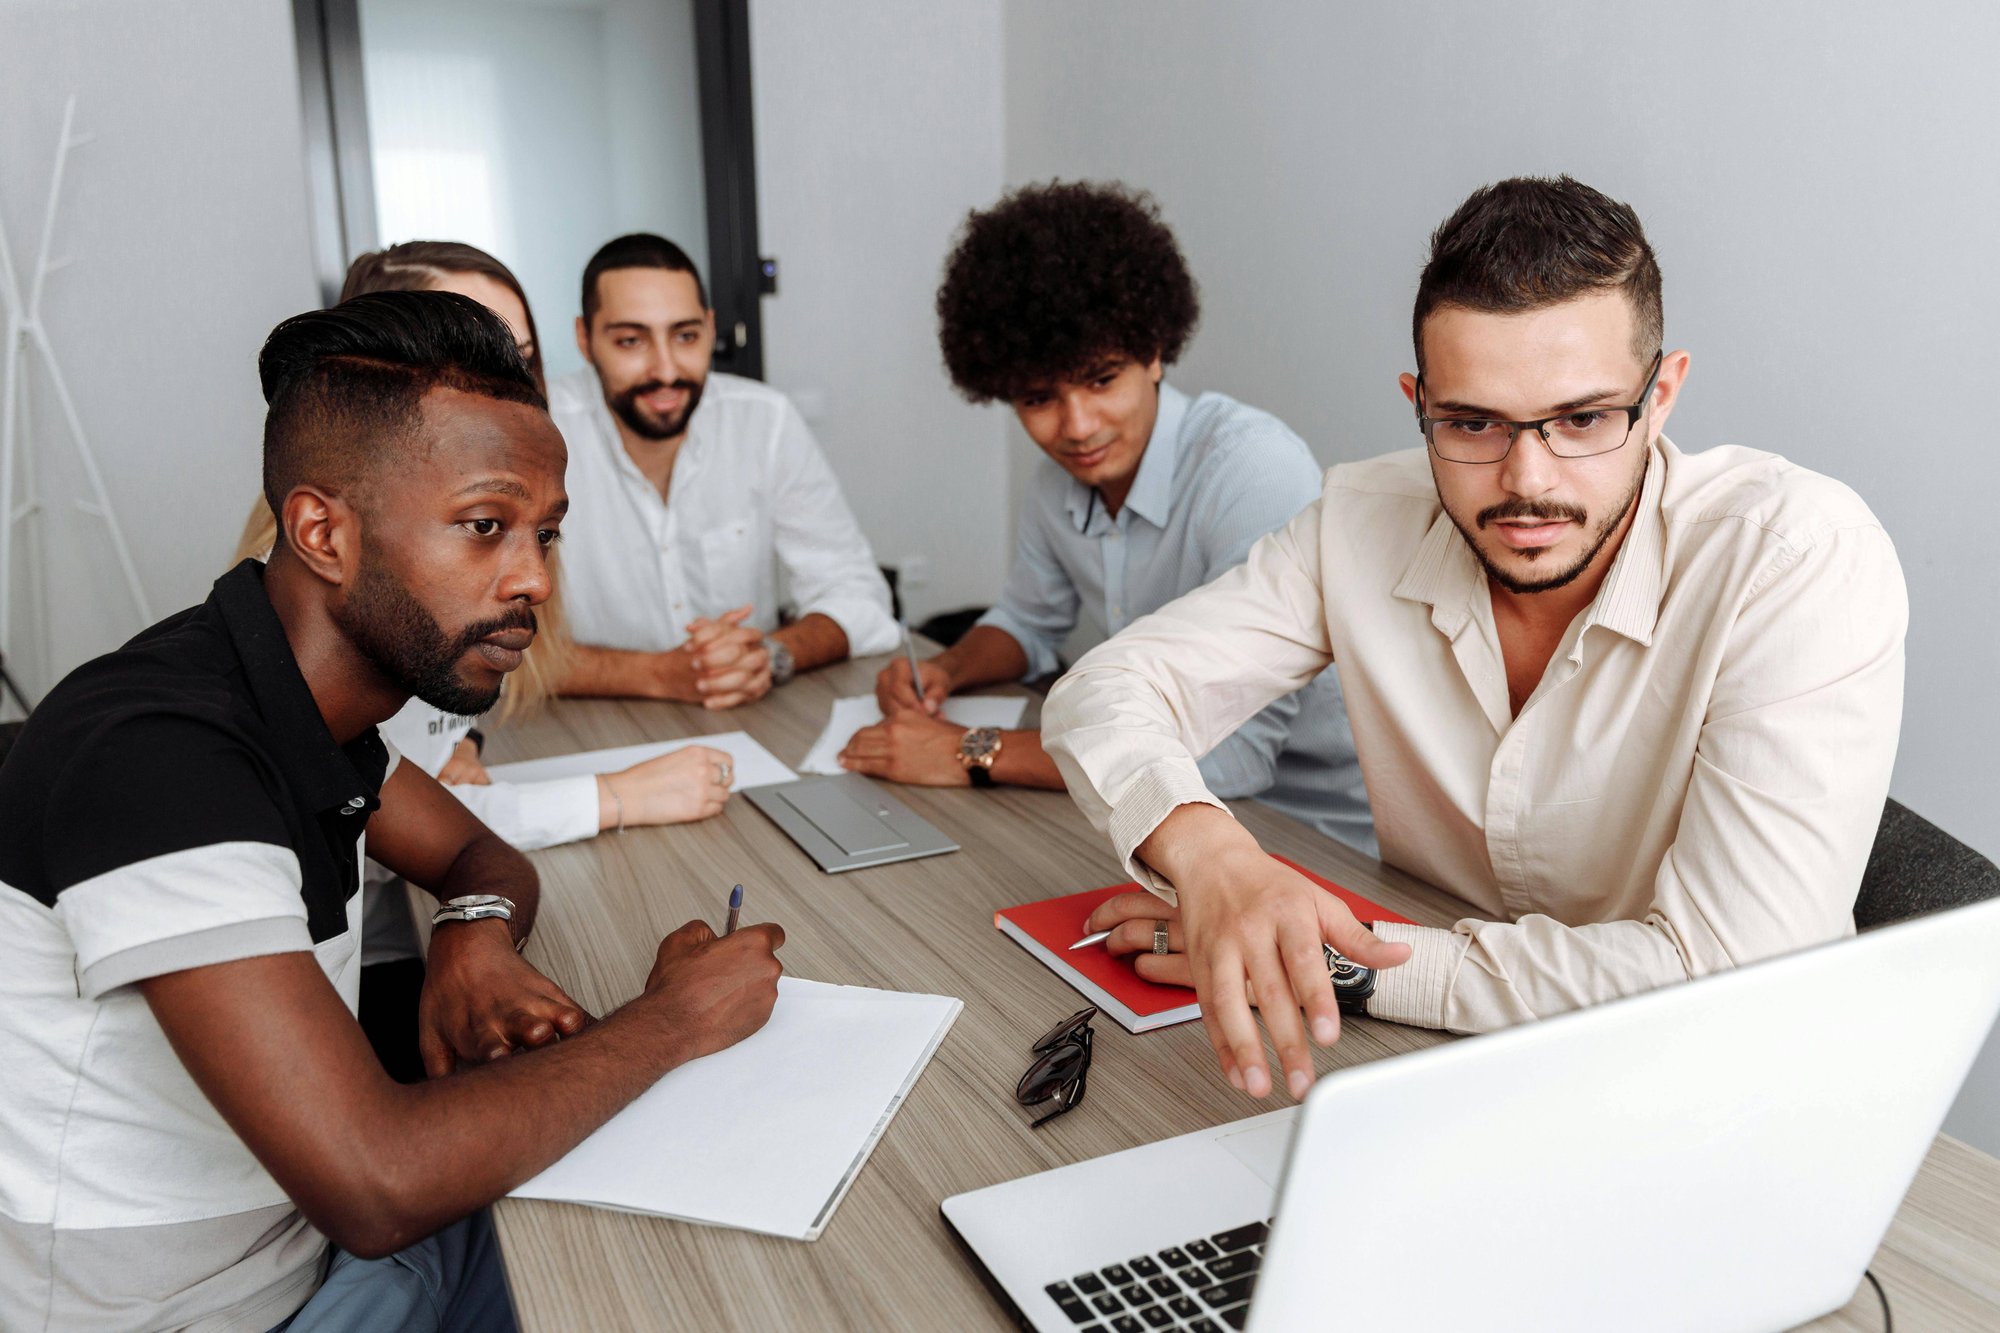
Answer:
[{"xmin": 935, "ymin": 180, "xmax": 1200, "ymax": 403}]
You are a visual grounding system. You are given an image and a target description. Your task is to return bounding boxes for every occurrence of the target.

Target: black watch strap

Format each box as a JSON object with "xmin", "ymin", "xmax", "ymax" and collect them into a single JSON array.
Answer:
[
  {"xmin": 1325, "ymin": 943, "xmax": 1376, "ymax": 1016},
  {"xmin": 967, "ymin": 764, "xmax": 995, "ymax": 789}
]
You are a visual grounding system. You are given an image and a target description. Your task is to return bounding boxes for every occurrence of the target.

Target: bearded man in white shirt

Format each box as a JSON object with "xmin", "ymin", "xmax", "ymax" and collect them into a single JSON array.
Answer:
[
  {"xmin": 550, "ymin": 234, "xmax": 897, "ymax": 705},
  {"xmin": 1045, "ymin": 176, "xmax": 1906, "ymax": 1105}
]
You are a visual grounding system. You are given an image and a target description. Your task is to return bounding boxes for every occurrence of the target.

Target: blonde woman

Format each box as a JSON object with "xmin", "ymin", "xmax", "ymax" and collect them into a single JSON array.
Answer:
[{"xmin": 233, "ymin": 241, "xmax": 735, "ymax": 1080}]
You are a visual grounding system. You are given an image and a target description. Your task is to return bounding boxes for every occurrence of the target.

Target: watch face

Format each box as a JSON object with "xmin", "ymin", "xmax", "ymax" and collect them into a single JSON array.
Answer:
[
  {"xmin": 960, "ymin": 727, "xmax": 1001, "ymax": 762},
  {"xmin": 447, "ymin": 894, "xmax": 510, "ymax": 911}
]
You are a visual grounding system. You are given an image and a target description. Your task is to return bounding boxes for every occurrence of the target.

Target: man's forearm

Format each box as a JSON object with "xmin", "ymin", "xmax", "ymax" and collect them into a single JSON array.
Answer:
[
  {"xmin": 431, "ymin": 831, "xmax": 540, "ymax": 941},
  {"xmin": 990, "ymin": 728, "xmax": 1068, "ymax": 790},
  {"xmin": 770, "ymin": 612, "xmax": 850, "ymax": 673},
  {"xmin": 558, "ymin": 642, "xmax": 697, "ymax": 701},
  {"xmin": 936, "ymin": 624, "xmax": 1031, "ymax": 691}
]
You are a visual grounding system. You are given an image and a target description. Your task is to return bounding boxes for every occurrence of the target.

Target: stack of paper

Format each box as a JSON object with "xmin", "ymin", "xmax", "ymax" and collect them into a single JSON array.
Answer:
[
  {"xmin": 485, "ymin": 731, "xmax": 797, "ymax": 790},
  {"xmin": 510, "ymin": 978, "xmax": 961, "ymax": 1240},
  {"xmin": 800, "ymin": 695, "xmax": 1030, "ymax": 775}
]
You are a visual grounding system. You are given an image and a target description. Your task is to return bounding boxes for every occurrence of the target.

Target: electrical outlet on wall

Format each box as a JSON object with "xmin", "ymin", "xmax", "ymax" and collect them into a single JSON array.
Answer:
[{"xmin": 899, "ymin": 554, "xmax": 931, "ymax": 589}]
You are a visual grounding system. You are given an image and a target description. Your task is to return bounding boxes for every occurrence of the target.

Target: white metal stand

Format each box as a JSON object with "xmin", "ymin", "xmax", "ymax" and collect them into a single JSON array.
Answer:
[{"xmin": 0, "ymin": 95, "xmax": 153, "ymax": 698}]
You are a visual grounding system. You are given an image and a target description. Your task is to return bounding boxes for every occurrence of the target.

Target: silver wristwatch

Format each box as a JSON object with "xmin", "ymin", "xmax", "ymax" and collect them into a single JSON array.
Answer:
[
  {"xmin": 764, "ymin": 636, "xmax": 796, "ymax": 686},
  {"xmin": 431, "ymin": 893, "xmax": 515, "ymax": 928}
]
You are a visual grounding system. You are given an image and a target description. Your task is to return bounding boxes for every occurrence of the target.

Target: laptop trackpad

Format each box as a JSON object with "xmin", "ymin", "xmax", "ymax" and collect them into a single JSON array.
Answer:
[
  {"xmin": 1215, "ymin": 1116, "xmax": 1296, "ymax": 1189},
  {"xmin": 783, "ymin": 782, "xmax": 911, "ymax": 855}
]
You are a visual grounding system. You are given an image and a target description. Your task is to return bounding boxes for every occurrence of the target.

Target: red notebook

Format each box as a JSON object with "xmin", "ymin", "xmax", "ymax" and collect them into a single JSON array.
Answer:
[{"xmin": 994, "ymin": 855, "xmax": 1412, "ymax": 1033}]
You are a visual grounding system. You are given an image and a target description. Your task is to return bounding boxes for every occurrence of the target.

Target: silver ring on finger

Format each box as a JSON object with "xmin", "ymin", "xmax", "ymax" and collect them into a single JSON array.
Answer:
[
  {"xmin": 1153, "ymin": 921, "xmax": 1171, "ymax": 955},
  {"xmin": 717, "ymin": 762, "xmax": 733, "ymax": 787}
]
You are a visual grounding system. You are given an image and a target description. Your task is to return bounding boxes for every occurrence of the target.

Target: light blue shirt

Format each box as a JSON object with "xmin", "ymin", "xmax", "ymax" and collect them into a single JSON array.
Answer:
[{"xmin": 984, "ymin": 384, "xmax": 1375, "ymax": 853}]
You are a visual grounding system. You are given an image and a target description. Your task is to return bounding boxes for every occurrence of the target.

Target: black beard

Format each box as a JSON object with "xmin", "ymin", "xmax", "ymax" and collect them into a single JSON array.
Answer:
[
  {"xmin": 332, "ymin": 555, "xmax": 536, "ymax": 716},
  {"xmin": 607, "ymin": 375, "xmax": 704, "ymax": 441},
  {"xmin": 1447, "ymin": 453, "xmax": 1648, "ymax": 596}
]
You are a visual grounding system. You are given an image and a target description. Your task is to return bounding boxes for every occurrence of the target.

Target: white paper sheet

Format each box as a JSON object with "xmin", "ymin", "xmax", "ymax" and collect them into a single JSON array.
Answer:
[
  {"xmin": 799, "ymin": 695, "xmax": 1030, "ymax": 775},
  {"xmin": 484, "ymin": 732, "xmax": 797, "ymax": 790},
  {"xmin": 510, "ymin": 978, "xmax": 961, "ymax": 1240}
]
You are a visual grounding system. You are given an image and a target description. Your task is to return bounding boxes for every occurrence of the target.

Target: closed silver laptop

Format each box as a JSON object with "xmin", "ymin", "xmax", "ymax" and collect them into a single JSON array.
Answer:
[{"xmin": 743, "ymin": 773, "xmax": 958, "ymax": 873}]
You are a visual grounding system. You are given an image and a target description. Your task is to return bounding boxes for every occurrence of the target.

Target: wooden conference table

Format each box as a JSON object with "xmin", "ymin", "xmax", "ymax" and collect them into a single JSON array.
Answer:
[{"xmin": 482, "ymin": 648, "xmax": 2000, "ymax": 1332}]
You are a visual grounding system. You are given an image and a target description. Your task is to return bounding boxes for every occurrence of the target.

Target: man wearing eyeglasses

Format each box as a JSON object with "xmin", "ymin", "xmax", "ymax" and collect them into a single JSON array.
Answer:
[{"xmin": 1045, "ymin": 176, "xmax": 1906, "ymax": 1106}]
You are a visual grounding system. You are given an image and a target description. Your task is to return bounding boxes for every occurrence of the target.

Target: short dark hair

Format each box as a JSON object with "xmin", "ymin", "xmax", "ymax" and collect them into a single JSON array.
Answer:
[
  {"xmin": 342, "ymin": 239, "xmax": 547, "ymax": 393},
  {"xmin": 935, "ymin": 180, "xmax": 1200, "ymax": 403},
  {"xmin": 259, "ymin": 290, "xmax": 546, "ymax": 521},
  {"xmin": 581, "ymin": 233, "xmax": 708, "ymax": 326},
  {"xmin": 1413, "ymin": 176, "xmax": 1662, "ymax": 375}
]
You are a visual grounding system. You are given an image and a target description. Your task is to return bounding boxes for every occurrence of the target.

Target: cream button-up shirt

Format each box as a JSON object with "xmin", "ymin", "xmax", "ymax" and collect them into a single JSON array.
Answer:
[
  {"xmin": 1043, "ymin": 437, "xmax": 1906, "ymax": 1034},
  {"xmin": 548, "ymin": 367, "xmax": 898, "ymax": 656}
]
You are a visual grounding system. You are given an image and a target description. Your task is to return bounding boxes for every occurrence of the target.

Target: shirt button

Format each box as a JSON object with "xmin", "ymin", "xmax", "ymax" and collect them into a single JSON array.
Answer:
[{"xmin": 343, "ymin": 797, "xmax": 365, "ymax": 814}]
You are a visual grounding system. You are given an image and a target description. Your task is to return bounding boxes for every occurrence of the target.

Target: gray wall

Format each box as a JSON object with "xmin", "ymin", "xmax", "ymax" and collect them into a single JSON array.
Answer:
[
  {"xmin": 1, "ymin": 0, "xmax": 319, "ymax": 700},
  {"xmin": 748, "ymin": 0, "xmax": 1009, "ymax": 625},
  {"xmin": 1005, "ymin": 0, "xmax": 2000, "ymax": 1151}
]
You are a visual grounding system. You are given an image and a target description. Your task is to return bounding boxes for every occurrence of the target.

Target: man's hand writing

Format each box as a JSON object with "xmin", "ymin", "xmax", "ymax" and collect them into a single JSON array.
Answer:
[
  {"xmin": 874, "ymin": 656, "xmax": 952, "ymax": 716},
  {"xmin": 642, "ymin": 918, "xmax": 786, "ymax": 1061}
]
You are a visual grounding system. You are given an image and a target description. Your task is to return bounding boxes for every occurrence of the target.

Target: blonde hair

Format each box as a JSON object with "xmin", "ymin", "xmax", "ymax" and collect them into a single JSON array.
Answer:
[{"xmin": 233, "ymin": 240, "xmax": 572, "ymax": 721}]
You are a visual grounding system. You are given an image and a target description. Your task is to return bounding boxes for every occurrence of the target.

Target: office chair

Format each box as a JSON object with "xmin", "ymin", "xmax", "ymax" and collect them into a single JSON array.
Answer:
[{"xmin": 1854, "ymin": 799, "xmax": 2000, "ymax": 930}]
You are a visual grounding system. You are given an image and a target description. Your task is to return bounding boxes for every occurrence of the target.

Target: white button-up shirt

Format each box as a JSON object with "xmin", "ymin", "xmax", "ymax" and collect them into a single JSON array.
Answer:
[
  {"xmin": 548, "ymin": 367, "xmax": 897, "ymax": 656},
  {"xmin": 1044, "ymin": 437, "xmax": 1906, "ymax": 1034}
]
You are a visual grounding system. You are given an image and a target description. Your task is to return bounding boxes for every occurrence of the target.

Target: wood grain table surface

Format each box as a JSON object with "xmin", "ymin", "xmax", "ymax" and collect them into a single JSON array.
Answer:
[{"xmin": 482, "ymin": 648, "xmax": 2000, "ymax": 1332}]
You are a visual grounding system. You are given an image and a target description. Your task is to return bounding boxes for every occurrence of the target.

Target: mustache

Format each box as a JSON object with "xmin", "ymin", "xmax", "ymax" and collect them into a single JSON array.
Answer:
[
  {"xmin": 625, "ymin": 378, "xmax": 700, "ymax": 399},
  {"xmin": 450, "ymin": 607, "xmax": 538, "ymax": 655},
  {"xmin": 1477, "ymin": 498, "xmax": 1588, "ymax": 528}
]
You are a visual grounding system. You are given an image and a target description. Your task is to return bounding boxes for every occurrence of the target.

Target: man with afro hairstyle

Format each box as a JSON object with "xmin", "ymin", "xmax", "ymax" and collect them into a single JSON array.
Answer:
[{"xmin": 841, "ymin": 181, "xmax": 1373, "ymax": 858}]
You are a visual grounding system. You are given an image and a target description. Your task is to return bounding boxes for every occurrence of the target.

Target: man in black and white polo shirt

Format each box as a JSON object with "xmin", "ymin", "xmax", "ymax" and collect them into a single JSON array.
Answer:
[{"xmin": 0, "ymin": 292, "xmax": 787, "ymax": 1331}]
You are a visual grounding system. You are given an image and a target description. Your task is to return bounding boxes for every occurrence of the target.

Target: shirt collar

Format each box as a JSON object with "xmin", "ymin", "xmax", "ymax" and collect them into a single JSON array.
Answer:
[
  {"xmin": 1062, "ymin": 381, "xmax": 1188, "ymax": 534},
  {"xmin": 212, "ymin": 560, "xmax": 389, "ymax": 817},
  {"xmin": 1392, "ymin": 436, "xmax": 1671, "ymax": 647}
]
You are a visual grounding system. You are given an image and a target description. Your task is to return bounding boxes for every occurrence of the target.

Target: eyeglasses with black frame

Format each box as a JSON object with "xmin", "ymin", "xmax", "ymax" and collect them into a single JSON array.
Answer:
[
  {"xmin": 1415, "ymin": 349, "xmax": 1664, "ymax": 464},
  {"xmin": 1015, "ymin": 1005, "xmax": 1096, "ymax": 1128}
]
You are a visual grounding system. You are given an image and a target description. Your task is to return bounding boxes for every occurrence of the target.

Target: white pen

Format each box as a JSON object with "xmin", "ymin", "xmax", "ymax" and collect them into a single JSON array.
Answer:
[{"xmin": 1068, "ymin": 928, "xmax": 1113, "ymax": 951}]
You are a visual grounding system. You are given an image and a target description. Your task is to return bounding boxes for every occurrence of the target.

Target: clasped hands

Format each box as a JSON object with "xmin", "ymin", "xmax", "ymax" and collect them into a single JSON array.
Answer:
[
  {"xmin": 838, "ymin": 656, "xmax": 968, "ymax": 784},
  {"xmin": 648, "ymin": 605, "xmax": 772, "ymax": 710}
]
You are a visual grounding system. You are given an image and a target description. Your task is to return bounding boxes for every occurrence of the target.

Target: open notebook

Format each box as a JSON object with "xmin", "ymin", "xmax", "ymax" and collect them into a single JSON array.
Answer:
[
  {"xmin": 511, "ymin": 978, "xmax": 960, "ymax": 1240},
  {"xmin": 995, "ymin": 856, "xmax": 1412, "ymax": 1033}
]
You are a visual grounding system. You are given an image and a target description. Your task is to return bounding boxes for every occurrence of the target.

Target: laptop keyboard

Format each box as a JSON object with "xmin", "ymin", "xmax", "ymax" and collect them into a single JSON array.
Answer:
[{"xmin": 1042, "ymin": 1220, "xmax": 1269, "ymax": 1331}]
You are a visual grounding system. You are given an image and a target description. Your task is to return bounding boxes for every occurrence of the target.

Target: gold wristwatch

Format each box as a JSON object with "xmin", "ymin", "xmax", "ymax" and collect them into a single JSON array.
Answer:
[{"xmin": 958, "ymin": 726, "xmax": 1002, "ymax": 788}]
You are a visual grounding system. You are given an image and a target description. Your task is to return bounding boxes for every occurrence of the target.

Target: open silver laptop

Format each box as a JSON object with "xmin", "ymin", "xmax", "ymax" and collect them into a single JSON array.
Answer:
[{"xmin": 943, "ymin": 896, "xmax": 2000, "ymax": 1333}]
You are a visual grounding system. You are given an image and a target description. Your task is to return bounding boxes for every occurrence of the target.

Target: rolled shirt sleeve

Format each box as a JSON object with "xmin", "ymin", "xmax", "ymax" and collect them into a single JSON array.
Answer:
[
  {"xmin": 1369, "ymin": 522, "xmax": 1907, "ymax": 1033},
  {"xmin": 770, "ymin": 400, "xmax": 897, "ymax": 656}
]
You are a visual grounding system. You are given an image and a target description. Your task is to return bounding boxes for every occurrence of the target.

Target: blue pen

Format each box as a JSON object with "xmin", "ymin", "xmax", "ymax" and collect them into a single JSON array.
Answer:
[
  {"xmin": 725, "ymin": 883, "xmax": 744, "ymax": 935},
  {"xmin": 900, "ymin": 620, "xmax": 927, "ymax": 706}
]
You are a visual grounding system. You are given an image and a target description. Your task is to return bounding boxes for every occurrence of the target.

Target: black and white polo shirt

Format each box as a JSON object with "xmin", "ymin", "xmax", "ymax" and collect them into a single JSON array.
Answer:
[{"xmin": 0, "ymin": 559, "xmax": 398, "ymax": 1332}]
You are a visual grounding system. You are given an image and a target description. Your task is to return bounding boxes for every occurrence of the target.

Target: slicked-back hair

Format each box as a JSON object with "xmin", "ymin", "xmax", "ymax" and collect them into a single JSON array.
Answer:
[
  {"xmin": 581, "ymin": 233, "xmax": 708, "ymax": 327},
  {"xmin": 342, "ymin": 240, "xmax": 547, "ymax": 393},
  {"xmin": 936, "ymin": 180, "xmax": 1200, "ymax": 403},
  {"xmin": 1413, "ymin": 176, "xmax": 1663, "ymax": 375},
  {"xmin": 259, "ymin": 290, "xmax": 546, "ymax": 523}
]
